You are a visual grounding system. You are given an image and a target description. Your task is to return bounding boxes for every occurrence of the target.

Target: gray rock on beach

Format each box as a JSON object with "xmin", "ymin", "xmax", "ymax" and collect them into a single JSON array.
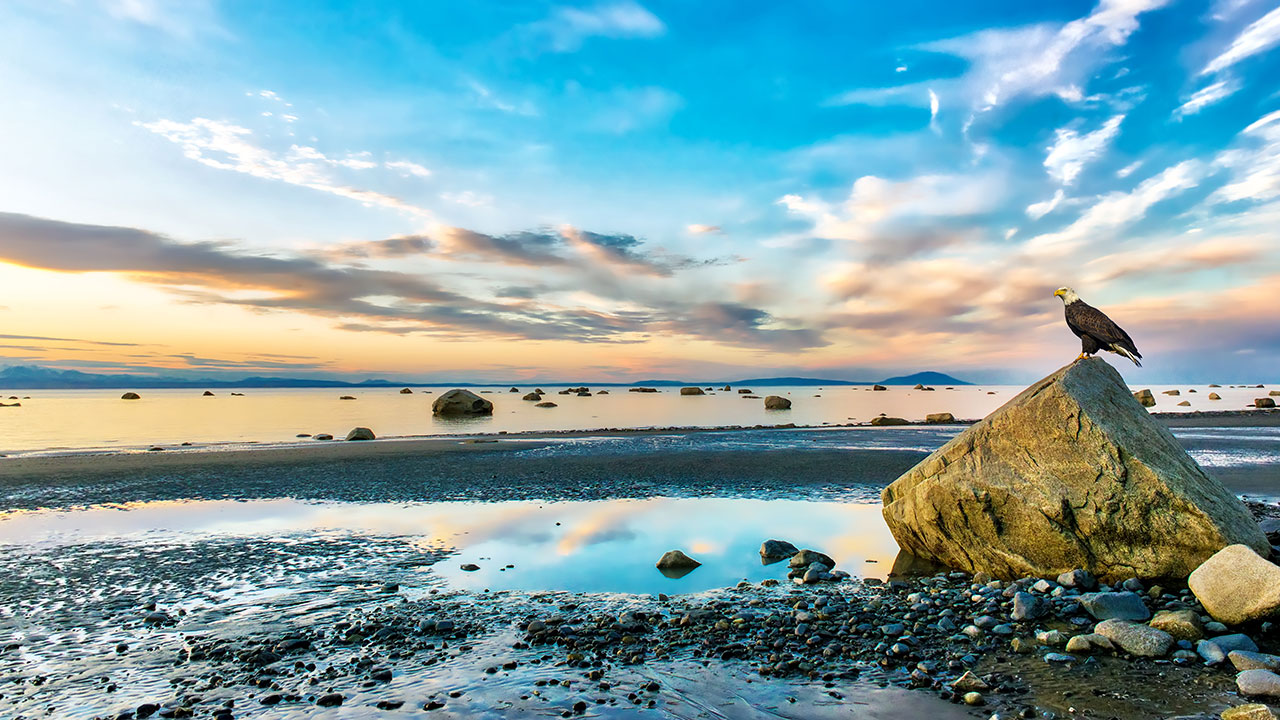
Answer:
[
  {"xmin": 432, "ymin": 388, "xmax": 494, "ymax": 416},
  {"xmin": 1079, "ymin": 592, "xmax": 1150, "ymax": 621},
  {"xmin": 925, "ymin": 412, "xmax": 955, "ymax": 423},
  {"xmin": 1199, "ymin": 634, "xmax": 1259, "ymax": 664},
  {"xmin": 1148, "ymin": 608, "xmax": 1204, "ymax": 640},
  {"xmin": 870, "ymin": 416, "xmax": 909, "ymax": 426},
  {"xmin": 1237, "ymin": 669, "xmax": 1280, "ymax": 697},
  {"xmin": 1190, "ymin": 544, "xmax": 1280, "ymax": 625},
  {"xmin": 1093, "ymin": 619, "xmax": 1173, "ymax": 657},
  {"xmin": 881, "ymin": 358, "xmax": 1268, "ymax": 581},
  {"xmin": 1258, "ymin": 398, "xmax": 1277, "ymax": 408},
  {"xmin": 345, "ymin": 427, "xmax": 375, "ymax": 441},
  {"xmin": 764, "ymin": 395, "xmax": 791, "ymax": 410}
]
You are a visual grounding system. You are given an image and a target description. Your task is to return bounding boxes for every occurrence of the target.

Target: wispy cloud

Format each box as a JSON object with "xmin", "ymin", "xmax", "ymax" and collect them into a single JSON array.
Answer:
[
  {"xmin": 523, "ymin": 2, "xmax": 665, "ymax": 53},
  {"xmin": 137, "ymin": 118, "xmax": 435, "ymax": 219},
  {"xmin": 1026, "ymin": 189, "xmax": 1065, "ymax": 220},
  {"xmin": 1044, "ymin": 114, "xmax": 1125, "ymax": 185},
  {"xmin": 1173, "ymin": 79, "xmax": 1239, "ymax": 118},
  {"xmin": 1202, "ymin": 5, "xmax": 1280, "ymax": 74}
]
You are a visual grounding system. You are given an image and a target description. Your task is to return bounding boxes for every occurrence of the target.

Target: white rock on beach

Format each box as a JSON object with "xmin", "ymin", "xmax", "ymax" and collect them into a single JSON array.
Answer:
[{"xmin": 1189, "ymin": 544, "xmax": 1280, "ymax": 625}]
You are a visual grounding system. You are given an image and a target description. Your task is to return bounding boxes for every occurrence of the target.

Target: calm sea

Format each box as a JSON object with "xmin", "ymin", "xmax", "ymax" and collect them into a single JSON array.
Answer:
[{"xmin": 0, "ymin": 382, "xmax": 1267, "ymax": 455}]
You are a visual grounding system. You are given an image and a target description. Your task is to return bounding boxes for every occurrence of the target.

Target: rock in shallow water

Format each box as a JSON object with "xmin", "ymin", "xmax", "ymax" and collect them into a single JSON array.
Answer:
[
  {"xmin": 1148, "ymin": 608, "xmax": 1204, "ymax": 641},
  {"xmin": 1198, "ymin": 634, "xmax": 1259, "ymax": 664},
  {"xmin": 1079, "ymin": 592, "xmax": 1151, "ymax": 621},
  {"xmin": 881, "ymin": 358, "xmax": 1267, "ymax": 581},
  {"xmin": 656, "ymin": 550, "xmax": 700, "ymax": 569},
  {"xmin": 1222, "ymin": 703, "xmax": 1279, "ymax": 720},
  {"xmin": 431, "ymin": 389, "xmax": 494, "ymax": 416},
  {"xmin": 760, "ymin": 539, "xmax": 799, "ymax": 560},
  {"xmin": 1093, "ymin": 619, "xmax": 1173, "ymax": 657},
  {"xmin": 1237, "ymin": 669, "xmax": 1280, "ymax": 697}
]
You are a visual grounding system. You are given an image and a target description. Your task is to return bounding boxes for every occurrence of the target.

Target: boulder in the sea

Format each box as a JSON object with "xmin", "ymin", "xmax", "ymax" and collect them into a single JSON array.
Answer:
[
  {"xmin": 339, "ymin": 395, "xmax": 356, "ymax": 400},
  {"xmin": 1272, "ymin": 390, "xmax": 1280, "ymax": 396},
  {"xmin": 1163, "ymin": 389, "xmax": 1180, "ymax": 396},
  {"xmin": 1133, "ymin": 389, "xmax": 1155, "ymax": 406},
  {"xmin": 522, "ymin": 392, "xmax": 541, "ymax": 401},
  {"xmin": 202, "ymin": 391, "xmax": 214, "ymax": 397},
  {"xmin": 432, "ymin": 389, "xmax": 494, "ymax": 416},
  {"xmin": 872, "ymin": 385, "xmax": 887, "ymax": 391},
  {"xmin": 345, "ymin": 427, "xmax": 375, "ymax": 441},
  {"xmin": 880, "ymin": 358, "xmax": 1268, "ymax": 581},
  {"xmin": 656, "ymin": 550, "xmax": 700, "ymax": 569},
  {"xmin": 870, "ymin": 416, "xmax": 909, "ymax": 426},
  {"xmin": 680, "ymin": 387, "xmax": 705, "ymax": 396},
  {"xmin": 764, "ymin": 395, "xmax": 791, "ymax": 410},
  {"xmin": 1258, "ymin": 398, "xmax": 1277, "ymax": 409},
  {"xmin": 535, "ymin": 402, "xmax": 557, "ymax": 408},
  {"xmin": 1189, "ymin": 544, "xmax": 1280, "ymax": 625},
  {"xmin": 121, "ymin": 392, "xmax": 141, "ymax": 400},
  {"xmin": 509, "ymin": 387, "xmax": 519, "ymax": 393},
  {"xmin": 1210, "ymin": 393, "xmax": 1222, "ymax": 400},
  {"xmin": 400, "ymin": 388, "xmax": 413, "ymax": 394},
  {"xmin": 925, "ymin": 412, "xmax": 956, "ymax": 423},
  {"xmin": 313, "ymin": 433, "xmax": 333, "ymax": 440},
  {"xmin": 913, "ymin": 383, "xmax": 925, "ymax": 390},
  {"xmin": 1177, "ymin": 400, "xmax": 1191, "ymax": 406},
  {"xmin": 760, "ymin": 539, "xmax": 799, "ymax": 560},
  {"xmin": 738, "ymin": 389, "xmax": 751, "ymax": 394}
]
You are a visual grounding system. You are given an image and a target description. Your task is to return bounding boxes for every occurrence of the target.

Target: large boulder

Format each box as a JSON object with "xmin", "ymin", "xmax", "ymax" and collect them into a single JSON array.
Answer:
[
  {"xmin": 764, "ymin": 395, "xmax": 791, "ymax": 410},
  {"xmin": 880, "ymin": 358, "xmax": 1267, "ymax": 581},
  {"xmin": 680, "ymin": 387, "xmax": 705, "ymax": 396},
  {"xmin": 345, "ymin": 427, "xmax": 375, "ymax": 441},
  {"xmin": 1188, "ymin": 544, "xmax": 1280, "ymax": 625},
  {"xmin": 121, "ymin": 392, "xmax": 141, "ymax": 400},
  {"xmin": 431, "ymin": 389, "xmax": 494, "ymax": 416}
]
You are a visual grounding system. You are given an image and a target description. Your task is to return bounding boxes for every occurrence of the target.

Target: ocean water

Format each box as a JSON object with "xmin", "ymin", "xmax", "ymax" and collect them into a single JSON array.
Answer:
[{"xmin": 0, "ymin": 382, "xmax": 1270, "ymax": 454}]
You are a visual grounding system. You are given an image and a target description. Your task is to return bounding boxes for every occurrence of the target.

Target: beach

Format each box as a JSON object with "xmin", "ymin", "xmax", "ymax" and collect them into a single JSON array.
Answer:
[{"xmin": 2, "ymin": 413, "xmax": 1279, "ymax": 719}]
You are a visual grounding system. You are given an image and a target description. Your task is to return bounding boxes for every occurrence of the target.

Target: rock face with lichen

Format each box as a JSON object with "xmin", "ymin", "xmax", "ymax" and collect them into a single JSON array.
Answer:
[{"xmin": 881, "ymin": 358, "xmax": 1266, "ymax": 581}]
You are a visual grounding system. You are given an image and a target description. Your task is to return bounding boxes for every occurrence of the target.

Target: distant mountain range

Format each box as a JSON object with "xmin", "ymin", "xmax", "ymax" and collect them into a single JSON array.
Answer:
[{"xmin": 0, "ymin": 365, "xmax": 970, "ymax": 390}]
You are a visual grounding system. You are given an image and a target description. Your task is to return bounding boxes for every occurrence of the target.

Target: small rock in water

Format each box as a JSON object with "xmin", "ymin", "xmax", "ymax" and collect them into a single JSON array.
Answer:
[
  {"xmin": 1043, "ymin": 652, "xmax": 1075, "ymax": 663},
  {"xmin": 1221, "ymin": 704, "xmax": 1278, "ymax": 720},
  {"xmin": 345, "ymin": 427, "xmax": 376, "ymax": 441},
  {"xmin": 1093, "ymin": 619, "xmax": 1173, "ymax": 657},
  {"xmin": 1148, "ymin": 608, "xmax": 1204, "ymax": 641},
  {"xmin": 656, "ymin": 550, "xmax": 701, "ymax": 569},
  {"xmin": 788, "ymin": 549, "xmax": 835, "ymax": 568},
  {"xmin": 1237, "ymin": 669, "xmax": 1280, "ymax": 697},
  {"xmin": 950, "ymin": 671, "xmax": 988, "ymax": 692},
  {"xmin": 1079, "ymin": 591, "xmax": 1151, "ymax": 621},
  {"xmin": 460, "ymin": 563, "xmax": 481, "ymax": 572},
  {"xmin": 760, "ymin": 539, "xmax": 799, "ymax": 560}
]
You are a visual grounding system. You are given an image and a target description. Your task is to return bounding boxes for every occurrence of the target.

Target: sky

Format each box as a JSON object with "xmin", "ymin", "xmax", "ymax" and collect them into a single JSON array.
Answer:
[{"xmin": 0, "ymin": 0, "xmax": 1278, "ymax": 384}]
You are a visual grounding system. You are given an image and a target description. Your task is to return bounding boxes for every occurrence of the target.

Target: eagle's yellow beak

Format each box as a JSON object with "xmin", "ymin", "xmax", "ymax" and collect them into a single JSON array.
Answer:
[{"xmin": 1053, "ymin": 289, "xmax": 1064, "ymax": 297}]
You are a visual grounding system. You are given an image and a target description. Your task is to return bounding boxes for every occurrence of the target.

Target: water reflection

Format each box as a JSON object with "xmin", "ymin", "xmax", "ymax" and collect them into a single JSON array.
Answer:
[{"xmin": 0, "ymin": 496, "xmax": 901, "ymax": 594}]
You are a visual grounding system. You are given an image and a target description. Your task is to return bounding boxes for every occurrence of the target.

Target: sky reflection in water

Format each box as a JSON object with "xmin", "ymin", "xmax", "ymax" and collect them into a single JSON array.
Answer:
[{"xmin": 0, "ymin": 496, "xmax": 899, "ymax": 595}]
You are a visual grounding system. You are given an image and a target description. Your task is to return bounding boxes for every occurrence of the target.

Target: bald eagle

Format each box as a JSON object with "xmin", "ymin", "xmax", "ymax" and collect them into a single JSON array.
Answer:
[{"xmin": 1054, "ymin": 287, "xmax": 1142, "ymax": 367}]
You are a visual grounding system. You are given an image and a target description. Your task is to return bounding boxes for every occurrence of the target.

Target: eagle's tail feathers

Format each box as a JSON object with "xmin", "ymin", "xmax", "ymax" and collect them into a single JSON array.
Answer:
[{"xmin": 1112, "ymin": 344, "xmax": 1142, "ymax": 367}]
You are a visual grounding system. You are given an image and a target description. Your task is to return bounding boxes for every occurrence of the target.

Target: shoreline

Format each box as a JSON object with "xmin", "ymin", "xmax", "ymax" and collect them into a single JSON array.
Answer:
[{"xmin": 2, "ymin": 409, "xmax": 1276, "ymax": 477}]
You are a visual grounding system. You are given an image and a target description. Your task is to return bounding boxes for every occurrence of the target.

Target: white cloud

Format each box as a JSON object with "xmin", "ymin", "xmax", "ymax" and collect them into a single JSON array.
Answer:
[
  {"xmin": 440, "ymin": 191, "xmax": 493, "ymax": 208},
  {"xmin": 686, "ymin": 224, "xmax": 722, "ymax": 235},
  {"xmin": 585, "ymin": 86, "xmax": 682, "ymax": 134},
  {"xmin": 1173, "ymin": 79, "xmax": 1239, "ymax": 118},
  {"xmin": 1210, "ymin": 109, "xmax": 1280, "ymax": 203},
  {"xmin": 467, "ymin": 80, "xmax": 538, "ymax": 116},
  {"xmin": 1117, "ymin": 160, "xmax": 1143, "ymax": 178},
  {"xmin": 531, "ymin": 2, "xmax": 665, "ymax": 53},
  {"xmin": 1044, "ymin": 114, "xmax": 1125, "ymax": 185},
  {"xmin": 925, "ymin": 0, "xmax": 1169, "ymax": 112},
  {"xmin": 1026, "ymin": 189, "xmax": 1065, "ymax": 220},
  {"xmin": 137, "ymin": 118, "xmax": 434, "ymax": 219},
  {"xmin": 385, "ymin": 160, "xmax": 432, "ymax": 178},
  {"xmin": 780, "ymin": 172, "xmax": 1004, "ymax": 241},
  {"xmin": 1027, "ymin": 160, "xmax": 1203, "ymax": 254},
  {"xmin": 1202, "ymin": 5, "xmax": 1280, "ymax": 74},
  {"xmin": 928, "ymin": 89, "xmax": 940, "ymax": 128}
]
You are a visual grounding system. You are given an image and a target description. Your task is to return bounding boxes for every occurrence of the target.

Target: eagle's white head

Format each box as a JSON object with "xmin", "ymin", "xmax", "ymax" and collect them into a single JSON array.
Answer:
[{"xmin": 1054, "ymin": 286, "xmax": 1080, "ymax": 304}]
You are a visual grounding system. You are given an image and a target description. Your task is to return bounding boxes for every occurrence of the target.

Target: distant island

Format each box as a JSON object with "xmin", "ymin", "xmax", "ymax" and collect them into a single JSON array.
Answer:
[{"xmin": 0, "ymin": 365, "xmax": 970, "ymax": 390}]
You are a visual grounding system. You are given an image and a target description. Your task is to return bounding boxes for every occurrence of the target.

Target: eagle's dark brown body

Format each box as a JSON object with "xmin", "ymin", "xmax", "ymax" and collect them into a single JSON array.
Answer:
[{"xmin": 1064, "ymin": 299, "xmax": 1142, "ymax": 366}]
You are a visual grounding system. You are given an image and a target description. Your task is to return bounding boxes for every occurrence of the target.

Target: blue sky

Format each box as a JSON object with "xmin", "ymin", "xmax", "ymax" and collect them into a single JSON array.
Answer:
[{"xmin": 0, "ymin": 0, "xmax": 1277, "ymax": 383}]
